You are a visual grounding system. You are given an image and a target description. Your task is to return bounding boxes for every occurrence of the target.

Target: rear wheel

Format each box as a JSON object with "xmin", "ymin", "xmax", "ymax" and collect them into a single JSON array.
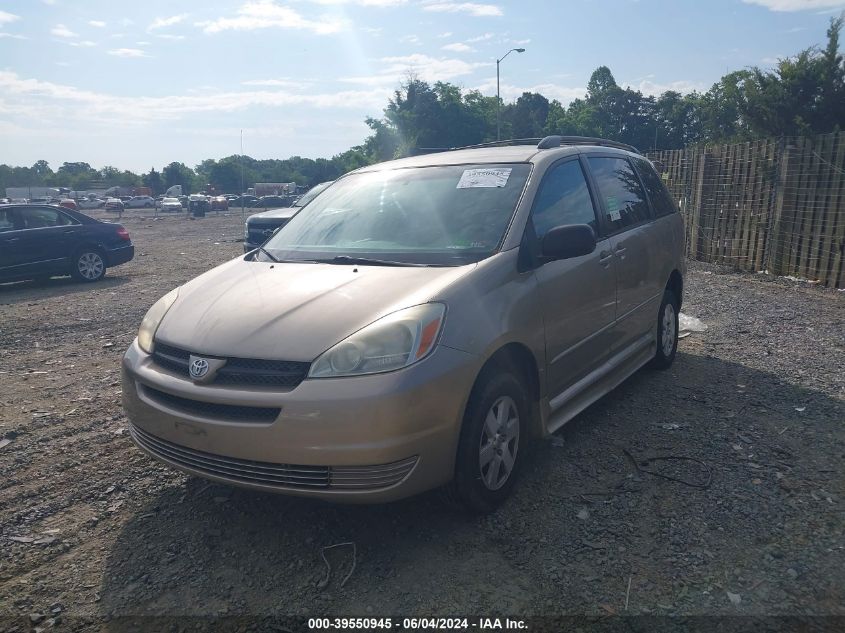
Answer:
[
  {"xmin": 444, "ymin": 371, "xmax": 528, "ymax": 513},
  {"xmin": 71, "ymin": 248, "xmax": 106, "ymax": 282},
  {"xmin": 649, "ymin": 289, "xmax": 678, "ymax": 369}
]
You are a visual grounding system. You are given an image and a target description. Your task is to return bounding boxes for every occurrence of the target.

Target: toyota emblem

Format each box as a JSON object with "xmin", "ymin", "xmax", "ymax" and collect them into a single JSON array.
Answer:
[{"xmin": 189, "ymin": 358, "xmax": 210, "ymax": 379}]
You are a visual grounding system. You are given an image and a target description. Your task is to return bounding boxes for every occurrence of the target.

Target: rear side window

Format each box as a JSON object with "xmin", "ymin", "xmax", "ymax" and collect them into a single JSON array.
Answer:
[
  {"xmin": 0, "ymin": 209, "xmax": 18, "ymax": 232},
  {"xmin": 633, "ymin": 157, "xmax": 677, "ymax": 217},
  {"xmin": 531, "ymin": 160, "xmax": 598, "ymax": 238},
  {"xmin": 20, "ymin": 207, "xmax": 76, "ymax": 229},
  {"xmin": 586, "ymin": 156, "xmax": 651, "ymax": 231}
]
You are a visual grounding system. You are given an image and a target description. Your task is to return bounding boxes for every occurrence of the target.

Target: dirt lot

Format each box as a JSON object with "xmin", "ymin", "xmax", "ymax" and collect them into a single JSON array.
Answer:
[{"xmin": 1, "ymin": 210, "xmax": 843, "ymax": 630}]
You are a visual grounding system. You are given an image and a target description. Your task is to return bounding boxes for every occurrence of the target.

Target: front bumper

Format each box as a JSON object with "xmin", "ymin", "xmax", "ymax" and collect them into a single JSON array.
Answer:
[{"xmin": 121, "ymin": 339, "xmax": 479, "ymax": 503}]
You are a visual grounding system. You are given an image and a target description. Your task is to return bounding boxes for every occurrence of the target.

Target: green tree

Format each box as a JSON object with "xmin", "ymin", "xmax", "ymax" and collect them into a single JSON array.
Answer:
[{"xmin": 143, "ymin": 168, "xmax": 163, "ymax": 195}]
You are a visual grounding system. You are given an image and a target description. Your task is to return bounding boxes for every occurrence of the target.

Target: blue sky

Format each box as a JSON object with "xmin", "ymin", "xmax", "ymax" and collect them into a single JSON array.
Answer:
[{"xmin": 0, "ymin": 0, "xmax": 843, "ymax": 172}]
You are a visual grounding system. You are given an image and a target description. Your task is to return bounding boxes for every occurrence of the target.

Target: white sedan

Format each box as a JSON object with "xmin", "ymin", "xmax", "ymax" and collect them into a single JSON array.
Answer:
[
  {"xmin": 159, "ymin": 197, "xmax": 183, "ymax": 212},
  {"xmin": 78, "ymin": 197, "xmax": 105, "ymax": 209},
  {"xmin": 125, "ymin": 196, "xmax": 155, "ymax": 208}
]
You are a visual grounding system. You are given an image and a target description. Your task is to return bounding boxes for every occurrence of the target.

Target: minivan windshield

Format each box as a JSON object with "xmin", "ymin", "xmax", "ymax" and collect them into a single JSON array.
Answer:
[{"xmin": 259, "ymin": 163, "xmax": 531, "ymax": 266}]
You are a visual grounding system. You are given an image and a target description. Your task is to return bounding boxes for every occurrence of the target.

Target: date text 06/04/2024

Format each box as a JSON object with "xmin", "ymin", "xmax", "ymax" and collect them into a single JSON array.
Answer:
[{"xmin": 307, "ymin": 618, "xmax": 528, "ymax": 630}]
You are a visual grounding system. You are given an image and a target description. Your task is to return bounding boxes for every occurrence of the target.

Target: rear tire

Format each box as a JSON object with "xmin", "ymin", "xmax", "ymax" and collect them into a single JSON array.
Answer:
[
  {"xmin": 443, "ymin": 371, "xmax": 528, "ymax": 514},
  {"xmin": 649, "ymin": 289, "xmax": 679, "ymax": 369},
  {"xmin": 71, "ymin": 248, "xmax": 107, "ymax": 283}
]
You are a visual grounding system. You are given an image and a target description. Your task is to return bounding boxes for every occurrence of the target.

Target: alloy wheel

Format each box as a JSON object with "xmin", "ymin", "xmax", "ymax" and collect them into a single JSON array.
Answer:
[
  {"xmin": 479, "ymin": 395, "xmax": 520, "ymax": 491},
  {"xmin": 662, "ymin": 302, "xmax": 676, "ymax": 357},
  {"xmin": 78, "ymin": 252, "xmax": 104, "ymax": 280}
]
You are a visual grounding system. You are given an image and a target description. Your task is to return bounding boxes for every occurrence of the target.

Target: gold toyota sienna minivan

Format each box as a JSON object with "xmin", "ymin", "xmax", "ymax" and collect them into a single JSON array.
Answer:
[{"xmin": 122, "ymin": 136, "xmax": 685, "ymax": 513}]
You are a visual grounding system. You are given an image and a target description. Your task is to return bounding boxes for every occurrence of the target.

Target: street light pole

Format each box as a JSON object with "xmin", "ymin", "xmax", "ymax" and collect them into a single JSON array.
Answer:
[
  {"xmin": 240, "ymin": 129, "xmax": 245, "ymax": 219},
  {"xmin": 496, "ymin": 47, "xmax": 526, "ymax": 141}
]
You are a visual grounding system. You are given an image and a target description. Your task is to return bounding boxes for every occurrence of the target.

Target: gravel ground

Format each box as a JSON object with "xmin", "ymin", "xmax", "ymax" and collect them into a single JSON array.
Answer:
[{"xmin": 0, "ymin": 210, "xmax": 843, "ymax": 631}]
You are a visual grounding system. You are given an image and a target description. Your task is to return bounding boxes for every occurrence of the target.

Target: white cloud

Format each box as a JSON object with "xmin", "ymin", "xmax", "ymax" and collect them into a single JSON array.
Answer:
[
  {"xmin": 422, "ymin": 2, "xmax": 503, "ymax": 17},
  {"xmin": 197, "ymin": 1, "xmax": 344, "ymax": 35},
  {"xmin": 742, "ymin": 0, "xmax": 845, "ymax": 11},
  {"xmin": 306, "ymin": 0, "xmax": 406, "ymax": 4},
  {"xmin": 51, "ymin": 24, "xmax": 77, "ymax": 38},
  {"xmin": 629, "ymin": 78, "xmax": 705, "ymax": 95},
  {"xmin": 69, "ymin": 40, "xmax": 97, "ymax": 47},
  {"xmin": 120, "ymin": 18, "xmax": 134, "ymax": 27},
  {"xmin": 42, "ymin": 0, "xmax": 56, "ymax": 5},
  {"xmin": 0, "ymin": 71, "xmax": 389, "ymax": 124},
  {"xmin": 442, "ymin": 42, "xmax": 474, "ymax": 52},
  {"xmin": 136, "ymin": 41, "xmax": 151, "ymax": 46},
  {"xmin": 0, "ymin": 10, "xmax": 21, "ymax": 26},
  {"xmin": 400, "ymin": 34, "xmax": 420, "ymax": 43},
  {"xmin": 342, "ymin": 53, "xmax": 491, "ymax": 85},
  {"xmin": 241, "ymin": 78, "xmax": 300, "ymax": 87},
  {"xmin": 108, "ymin": 48, "xmax": 150, "ymax": 58},
  {"xmin": 156, "ymin": 33, "xmax": 186, "ymax": 40},
  {"xmin": 89, "ymin": 20, "xmax": 107, "ymax": 28},
  {"xmin": 511, "ymin": 38, "xmax": 530, "ymax": 45},
  {"xmin": 467, "ymin": 32, "xmax": 493, "ymax": 42},
  {"xmin": 474, "ymin": 79, "xmax": 587, "ymax": 104},
  {"xmin": 436, "ymin": 31, "xmax": 453, "ymax": 38},
  {"xmin": 148, "ymin": 14, "xmax": 188, "ymax": 31},
  {"xmin": 0, "ymin": 32, "xmax": 28, "ymax": 40}
]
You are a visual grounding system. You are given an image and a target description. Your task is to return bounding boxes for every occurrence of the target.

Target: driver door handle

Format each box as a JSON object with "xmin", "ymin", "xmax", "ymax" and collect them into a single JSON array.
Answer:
[{"xmin": 599, "ymin": 250, "xmax": 613, "ymax": 267}]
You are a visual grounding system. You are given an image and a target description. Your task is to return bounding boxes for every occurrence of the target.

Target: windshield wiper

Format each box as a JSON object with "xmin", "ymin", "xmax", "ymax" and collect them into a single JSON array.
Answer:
[
  {"xmin": 256, "ymin": 246, "xmax": 280, "ymax": 262},
  {"xmin": 316, "ymin": 255, "xmax": 434, "ymax": 267}
]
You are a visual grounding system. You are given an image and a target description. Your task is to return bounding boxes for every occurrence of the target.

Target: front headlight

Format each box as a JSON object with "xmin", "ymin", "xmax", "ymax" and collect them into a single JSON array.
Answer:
[
  {"xmin": 137, "ymin": 288, "xmax": 180, "ymax": 354},
  {"xmin": 309, "ymin": 303, "xmax": 446, "ymax": 378}
]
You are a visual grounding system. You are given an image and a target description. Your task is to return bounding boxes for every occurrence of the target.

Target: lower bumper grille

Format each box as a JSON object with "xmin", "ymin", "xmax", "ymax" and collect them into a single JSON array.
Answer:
[
  {"xmin": 141, "ymin": 385, "xmax": 281, "ymax": 423},
  {"xmin": 129, "ymin": 424, "xmax": 418, "ymax": 491}
]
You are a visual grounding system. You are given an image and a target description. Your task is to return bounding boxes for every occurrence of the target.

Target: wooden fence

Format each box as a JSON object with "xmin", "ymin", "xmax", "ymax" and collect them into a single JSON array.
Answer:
[{"xmin": 648, "ymin": 131, "xmax": 845, "ymax": 288}]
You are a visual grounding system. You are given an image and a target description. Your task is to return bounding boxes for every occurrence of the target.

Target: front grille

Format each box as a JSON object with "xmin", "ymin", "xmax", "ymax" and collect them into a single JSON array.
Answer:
[
  {"xmin": 141, "ymin": 385, "xmax": 281, "ymax": 423},
  {"xmin": 248, "ymin": 219, "xmax": 288, "ymax": 244},
  {"xmin": 130, "ymin": 424, "xmax": 418, "ymax": 490},
  {"xmin": 151, "ymin": 343, "xmax": 310, "ymax": 389}
]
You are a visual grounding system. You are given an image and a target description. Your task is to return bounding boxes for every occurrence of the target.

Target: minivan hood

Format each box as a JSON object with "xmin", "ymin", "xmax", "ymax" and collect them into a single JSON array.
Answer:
[{"xmin": 154, "ymin": 257, "xmax": 476, "ymax": 361}]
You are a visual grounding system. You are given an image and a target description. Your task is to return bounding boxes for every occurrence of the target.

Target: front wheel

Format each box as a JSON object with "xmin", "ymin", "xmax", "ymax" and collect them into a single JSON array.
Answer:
[
  {"xmin": 649, "ymin": 289, "xmax": 679, "ymax": 369},
  {"xmin": 444, "ymin": 371, "xmax": 528, "ymax": 513},
  {"xmin": 71, "ymin": 249, "xmax": 106, "ymax": 282}
]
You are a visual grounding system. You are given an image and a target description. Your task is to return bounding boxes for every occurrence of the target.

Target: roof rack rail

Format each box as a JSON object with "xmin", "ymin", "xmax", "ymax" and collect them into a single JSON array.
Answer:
[
  {"xmin": 537, "ymin": 135, "xmax": 641, "ymax": 154},
  {"xmin": 451, "ymin": 138, "xmax": 544, "ymax": 151}
]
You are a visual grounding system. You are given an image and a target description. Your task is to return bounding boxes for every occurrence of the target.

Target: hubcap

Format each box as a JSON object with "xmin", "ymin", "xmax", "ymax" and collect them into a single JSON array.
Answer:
[
  {"xmin": 661, "ymin": 303, "xmax": 676, "ymax": 356},
  {"xmin": 78, "ymin": 252, "xmax": 104, "ymax": 280},
  {"xmin": 479, "ymin": 395, "xmax": 520, "ymax": 491}
]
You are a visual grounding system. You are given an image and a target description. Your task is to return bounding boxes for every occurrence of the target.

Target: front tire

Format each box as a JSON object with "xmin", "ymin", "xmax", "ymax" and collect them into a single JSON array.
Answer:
[
  {"xmin": 649, "ymin": 289, "xmax": 679, "ymax": 369},
  {"xmin": 444, "ymin": 371, "xmax": 528, "ymax": 513},
  {"xmin": 71, "ymin": 249, "xmax": 106, "ymax": 283}
]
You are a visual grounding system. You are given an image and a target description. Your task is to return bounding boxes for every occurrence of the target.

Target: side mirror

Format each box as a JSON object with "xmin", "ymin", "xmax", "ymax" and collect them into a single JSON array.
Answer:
[{"xmin": 540, "ymin": 224, "xmax": 597, "ymax": 261}]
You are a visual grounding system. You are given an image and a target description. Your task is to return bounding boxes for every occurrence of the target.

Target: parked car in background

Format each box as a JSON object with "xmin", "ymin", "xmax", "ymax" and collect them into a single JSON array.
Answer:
[
  {"xmin": 251, "ymin": 195, "xmax": 293, "ymax": 209},
  {"xmin": 0, "ymin": 198, "xmax": 10, "ymax": 205},
  {"xmin": 104, "ymin": 198, "xmax": 125, "ymax": 212},
  {"xmin": 10, "ymin": 198, "xmax": 28, "ymax": 204},
  {"xmin": 0, "ymin": 204, "xmax": 134, "ymax": 283},
  {"xmin": 159, "ymin": 197, "xmax": 183, "ymax": 213},
  {"xmin": 243, "ymin": 181, "xmax": 333, "ymax": 252},
  {"xmin": 59, "ymin": 199, "xmax": 78, "ymax": 210},
  {"xmin": 230, "ymin": 195, "xmax": 258, "ymax": 207},
  {"xmin": 78, "ymin": 197, "xmax": 105, "ymax": 210},
  {"xmin": 210, "ymin": 196, "xmax": 229, "ymax": 212},
  {"xmin": 126, "ymin": 196, "xmax": 155, "ymax": 209},
  {"xmin": 123, "ymin": 136, "xmax": 684, "ymax": 512}
]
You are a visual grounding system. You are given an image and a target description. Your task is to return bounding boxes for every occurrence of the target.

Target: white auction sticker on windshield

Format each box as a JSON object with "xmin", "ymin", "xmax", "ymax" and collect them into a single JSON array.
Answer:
[{"xmin": 457, "ymin": 168, "xmax": 512, "ymax": 189}]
